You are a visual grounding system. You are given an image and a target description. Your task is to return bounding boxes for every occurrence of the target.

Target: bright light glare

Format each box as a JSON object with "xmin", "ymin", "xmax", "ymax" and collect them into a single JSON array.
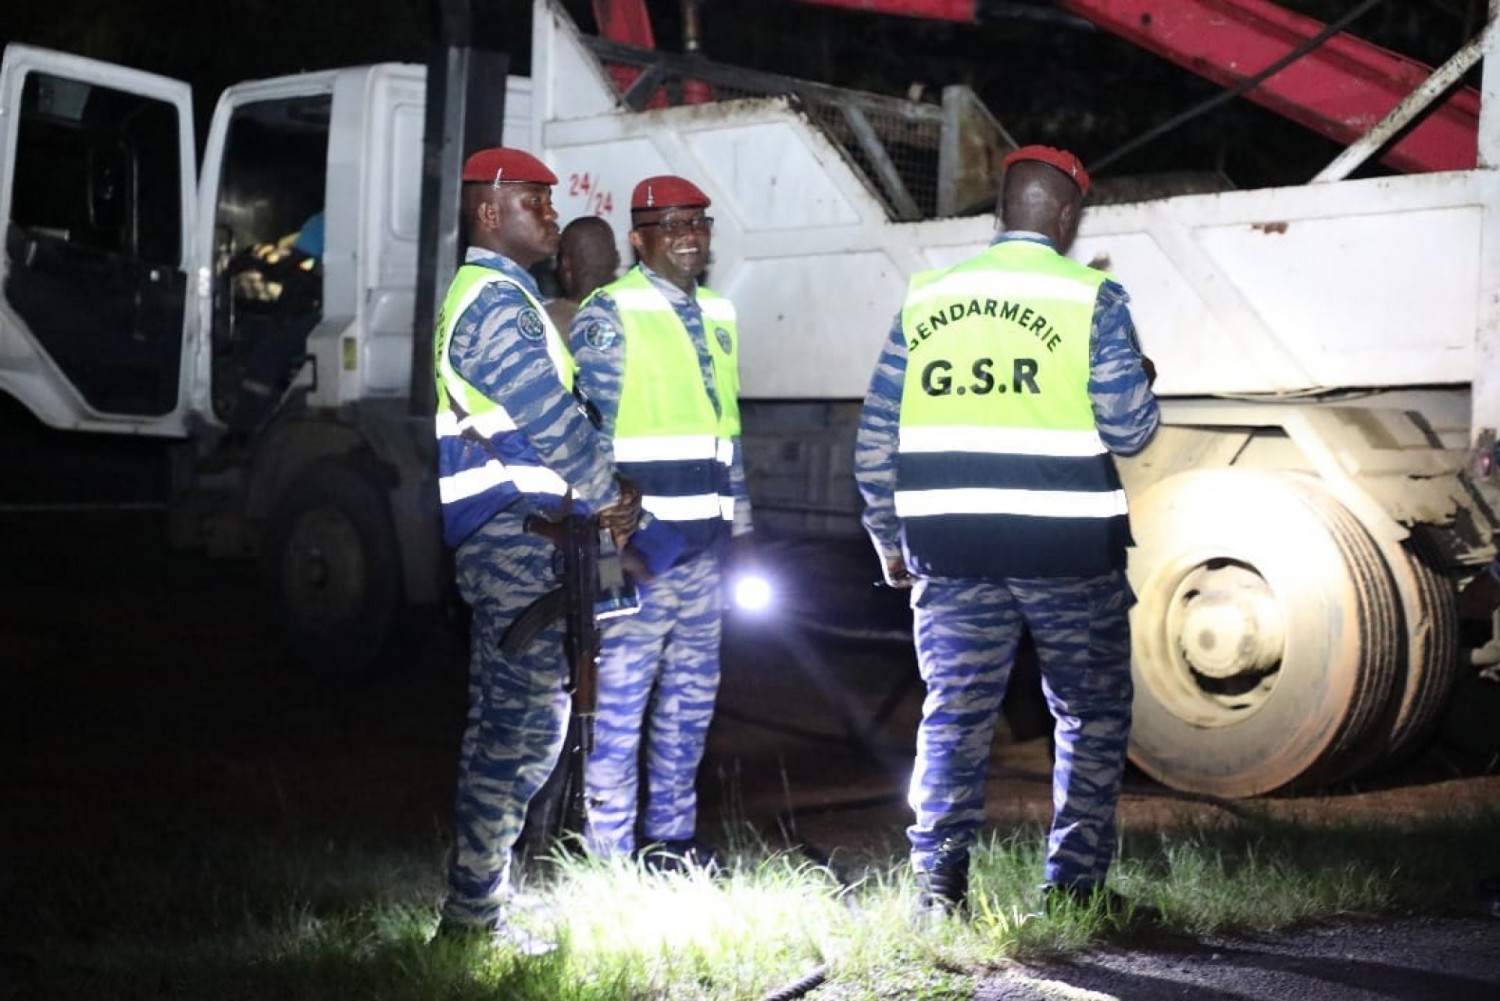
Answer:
[
  {"xmin": 733, "ymin": 573, "xmax": 772, "ymax": 611},
  {"xmin": 566, "ymin": 872, "xmax": 737, "ymax": 955}
]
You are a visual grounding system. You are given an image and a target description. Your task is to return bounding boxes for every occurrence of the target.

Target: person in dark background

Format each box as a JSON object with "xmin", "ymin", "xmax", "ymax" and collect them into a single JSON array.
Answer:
[
  {"xmin": 568, "ymin": 174, "xmax": 753, "ymax": 872},
  {"xmin": 854, "ymin": 145, "xmax": 1159, "ymax": 920},
  {"xmin": 544, "ymin": 214, "xmax": 621, "ymax": 332},
  {"xmin": 431, "ymin": 146, "xmax": 638, "ymax": 952},
  {"xmin": 210, "ymin": 210, "xmax": 325, "ymax": 459}
]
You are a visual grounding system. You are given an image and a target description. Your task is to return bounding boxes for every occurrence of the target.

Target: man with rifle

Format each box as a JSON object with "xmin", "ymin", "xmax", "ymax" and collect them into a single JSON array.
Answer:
[{"xmin": 431, "ymin": 146, "xmax": 639, "ymax": 953}]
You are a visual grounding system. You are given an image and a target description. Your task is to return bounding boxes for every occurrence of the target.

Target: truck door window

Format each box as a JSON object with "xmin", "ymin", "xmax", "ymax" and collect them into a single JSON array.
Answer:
[{"xmin": 4, "ymin": 70, "xmax": 186, "ymax": 416}]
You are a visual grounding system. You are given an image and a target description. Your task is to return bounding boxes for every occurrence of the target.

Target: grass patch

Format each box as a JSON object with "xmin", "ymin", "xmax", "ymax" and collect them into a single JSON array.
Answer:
[{"xmin": 5, "ymin": 806, "xmax": 1497, "ymax": 999}]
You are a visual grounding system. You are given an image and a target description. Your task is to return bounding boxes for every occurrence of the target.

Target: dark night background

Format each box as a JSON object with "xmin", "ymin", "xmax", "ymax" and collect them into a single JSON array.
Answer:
[{"xmin": 0, "ymin": 0, "xmax": 1487, "ymax": 192}]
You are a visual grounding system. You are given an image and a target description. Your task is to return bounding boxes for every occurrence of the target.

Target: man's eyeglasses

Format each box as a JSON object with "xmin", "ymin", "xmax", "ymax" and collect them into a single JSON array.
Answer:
[{"xmin": 635, "ymin": 216, "xmax": 715, "ymax": 236}]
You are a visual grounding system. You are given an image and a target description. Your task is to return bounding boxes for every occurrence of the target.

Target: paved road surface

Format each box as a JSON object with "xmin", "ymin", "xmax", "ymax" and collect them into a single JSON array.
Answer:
[{"xmin": 978, "ymin": 915, "xmax": 1500, "ymax": 1000}]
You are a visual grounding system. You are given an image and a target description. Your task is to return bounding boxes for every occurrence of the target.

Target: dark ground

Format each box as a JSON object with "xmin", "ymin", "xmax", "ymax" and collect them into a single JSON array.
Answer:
[{"xmin": 3, "ymin": 427, "xmax": 1500, "ymax": 998}]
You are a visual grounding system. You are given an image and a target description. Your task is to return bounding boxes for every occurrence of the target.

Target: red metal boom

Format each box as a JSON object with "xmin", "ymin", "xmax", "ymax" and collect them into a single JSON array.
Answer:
[
  {"xmin": 1057, "ymin": 0, "xmax": 1477, "ymax": 174},
  {"xmin": 591, "ymin": 0, "xmax": 1479, "ymax": 173}
]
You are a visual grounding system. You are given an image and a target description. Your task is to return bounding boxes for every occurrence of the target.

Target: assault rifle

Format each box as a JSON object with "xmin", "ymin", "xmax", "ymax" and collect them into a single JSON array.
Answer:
[{"xmin": 505, "ymin": 512, "xmax": 638, "ymax": 850}]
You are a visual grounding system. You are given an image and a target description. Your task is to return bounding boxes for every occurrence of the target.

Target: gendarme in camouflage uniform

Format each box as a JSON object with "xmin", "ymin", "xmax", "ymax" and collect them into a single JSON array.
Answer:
[
  {"xmin": 854, "ymin": 145, "xmax": 1160, "ymax": 914},
  {"xmin": 568, "ymin": 175, "xmax": 753, "ymax": 866},
  {"xmin": 433, "ymin": 148, "xmax": 633, "ymax": 948}
]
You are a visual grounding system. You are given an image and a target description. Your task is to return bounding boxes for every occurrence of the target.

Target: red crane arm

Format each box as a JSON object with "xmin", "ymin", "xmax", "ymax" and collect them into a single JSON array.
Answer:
[
  {"xmin": 589, "ymin": 0, "xmax": 1479, "ymax": 173},
  {"xmin": 591, "ymin": 0, "xmax": 657, "ymax": 97},
  {"xmin": 1054, "ymin": 0, "xmax": 1477, "ymax": 174},
  {"xmin": 591, "ymin": 0, "xmax": 656, "ymax": 46}
]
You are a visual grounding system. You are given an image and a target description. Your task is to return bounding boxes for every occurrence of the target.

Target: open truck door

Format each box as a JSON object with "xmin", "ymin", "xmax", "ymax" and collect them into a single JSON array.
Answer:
[{"xmin": 0, "ymin": 45, "xmax": 196, "ymax": 436}]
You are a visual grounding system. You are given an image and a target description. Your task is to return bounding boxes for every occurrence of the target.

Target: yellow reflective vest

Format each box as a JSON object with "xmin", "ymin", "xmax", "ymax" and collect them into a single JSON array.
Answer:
[
  {"xmin": 589, "ymin": 266, "xmax": 739, "ymax": 557},
  {"xmin": 895, "ymin": 239, "xmax": 1129, "ymax": 578},
  {"xmin": 433, "ymin": 263, "xmax": 573, "ymax": 546}
]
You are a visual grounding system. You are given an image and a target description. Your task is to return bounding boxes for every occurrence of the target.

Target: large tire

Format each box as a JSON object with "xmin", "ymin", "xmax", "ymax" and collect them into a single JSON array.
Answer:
[
  {"xmin": 1358, "ymin": 537, "xmax": 1461, "ymax": 770},
  {"xmin": 261, "ymin": 458, "xmax": 403, "ymax": 682},
  {"xmin": 1126, "ymin": 470, "xmax": 1404, "ymax": 797}
]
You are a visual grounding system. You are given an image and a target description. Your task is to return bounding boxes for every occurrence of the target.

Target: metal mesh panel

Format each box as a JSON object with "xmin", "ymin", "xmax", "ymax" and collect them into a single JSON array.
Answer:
[
  {"xmin": 804, "ymin": 101, "xmax": 943, "ymax": 218},
  {"xmin": 584, "ymin": 37, "xmax": 950, "ymax": 220}
]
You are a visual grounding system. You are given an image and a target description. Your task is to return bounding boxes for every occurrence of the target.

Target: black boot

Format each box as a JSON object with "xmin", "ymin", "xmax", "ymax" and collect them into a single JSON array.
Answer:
[
  {"xmin": 638, "ymin": 839, "xmax": 723, "ymax": 876},
  {"xmin": 916, "ymin": 864, "xmax": 969, "ymax": 918},
  {"xmin": 915, "ymin": 839, "xmax": 970, "ymax": 919}
]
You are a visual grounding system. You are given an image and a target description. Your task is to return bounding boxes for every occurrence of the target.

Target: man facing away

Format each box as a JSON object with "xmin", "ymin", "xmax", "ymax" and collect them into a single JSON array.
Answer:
[
  {"xmin": 568, "ymin": 174, "xmax": 754, "ymax": 871},
  {"xmin": 432, "ymin": 146, "xmax": 637, "ymax": 950},
  {"xmin": 544, "ymin": 214, "xmax": 621, "ymax": 332},
  {"xmin": 854, "ymin": 145, "xmax": 1160, "ymax": 918}
]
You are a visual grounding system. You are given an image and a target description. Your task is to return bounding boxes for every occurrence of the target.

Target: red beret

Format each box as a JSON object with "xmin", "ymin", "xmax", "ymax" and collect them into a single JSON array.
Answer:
[
  {"xmin": 631, "ymin": 175, "xmax": 711, "ymax": 211},
  {"xmin": 460, "ymin": 147, "xmax": 558, "ymax": 187},
  {"xmin": 1002, "ymin": 144, "xmax": 1090, "ymax": 197}
]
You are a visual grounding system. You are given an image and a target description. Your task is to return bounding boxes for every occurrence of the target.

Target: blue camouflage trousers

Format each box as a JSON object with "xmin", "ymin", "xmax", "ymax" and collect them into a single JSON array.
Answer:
[
  {"xmin": 585, "ymin": 551, "xmax": 723, "ymax": 857},
  {"xmin": 442, "ymin": 511, "xmax": 571, "ymax": 929},
  {"xmin": 907, "ymin": 570, "xmax": 1134, "ymax": 891}
]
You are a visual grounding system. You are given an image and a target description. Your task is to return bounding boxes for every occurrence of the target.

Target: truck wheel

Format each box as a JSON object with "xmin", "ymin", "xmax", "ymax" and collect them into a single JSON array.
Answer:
[
  {"xmin": 262, "ymin": 459, "xmax": 402, "ymax": 682},
  {"xmin": 1358, "ymin": 538, "xmax": 1460, "ymax": 769},
  {"xmin": 1126, "ymin": 470, "xmax": 1403, "ymax": 797}
]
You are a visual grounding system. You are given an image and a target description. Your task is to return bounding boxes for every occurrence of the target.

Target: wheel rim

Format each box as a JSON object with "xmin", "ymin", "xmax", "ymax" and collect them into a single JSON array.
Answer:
[
  {"xmin": 1151, "ymin": 558, "xmax": 1287, "ymax": 727},
  {"xmin": 281, "ymin": 506, "xmax": 368, "ymax": 629}
]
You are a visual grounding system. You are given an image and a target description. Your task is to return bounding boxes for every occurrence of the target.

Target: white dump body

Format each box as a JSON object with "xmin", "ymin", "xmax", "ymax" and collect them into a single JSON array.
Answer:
[
  {"xmin": 524, "ymin": 0, "xmax": 1500, "ymax": 796},
  {"xmin": 7, "ymin": 0, "xmax": 1493, "ymax": 428},
  {"xmin": 530, "ymin": 0, "xmax": 1500, "ymax": 412},
  {"xmin": 1079, "ymin": 170, "xmax": 1500, "ymax": 398}
]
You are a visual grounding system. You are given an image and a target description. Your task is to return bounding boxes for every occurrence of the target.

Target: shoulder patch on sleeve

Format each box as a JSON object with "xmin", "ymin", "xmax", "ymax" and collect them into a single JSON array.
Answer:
[
  {"xmin": 714, "ymin": 326, "xmax": 733, "ymax": 354},
  {"xmin": 517, "ymin": 307, "xmax": 546, "ymax": 342},
  {"xmin": 585, "ymin": 320, "xmax": 619, "ymax": 351}
]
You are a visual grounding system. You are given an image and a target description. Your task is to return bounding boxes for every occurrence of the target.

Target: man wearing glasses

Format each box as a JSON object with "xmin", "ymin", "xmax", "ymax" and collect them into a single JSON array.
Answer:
[{"xmin": 568, "ymin": 175, "xmax": 754, "ymax": 872}]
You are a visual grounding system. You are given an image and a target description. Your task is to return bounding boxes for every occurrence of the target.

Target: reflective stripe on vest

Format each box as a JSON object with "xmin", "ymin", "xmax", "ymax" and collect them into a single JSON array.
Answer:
[
  {"xmin": 895, "ymin": 241, "xmax": 1128, "ymax": 577},
  {"xmin": 588, "ymin": 268, "xmax": 740, "ymax": 554},
  {"xmin": 433, "ymin": 265, "xmax": 572, "ymax": 545}
]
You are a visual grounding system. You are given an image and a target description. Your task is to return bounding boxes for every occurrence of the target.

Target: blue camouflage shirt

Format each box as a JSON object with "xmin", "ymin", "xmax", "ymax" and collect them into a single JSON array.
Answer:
[
  {"xmin": 854, "ymin": 231, "xmax": 1161, "ymax": 565},
  {"xmin": 445, "ymin": 248, "xmax": 621, "ymax": 530}
]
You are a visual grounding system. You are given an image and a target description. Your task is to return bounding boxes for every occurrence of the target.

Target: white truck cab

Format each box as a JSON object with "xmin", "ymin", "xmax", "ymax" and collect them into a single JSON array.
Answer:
[
  {"xmin": 0, "ymin": 38, "xmax": 532, "ymax": 678},
  {"xmin": 0, "ymin": 49, "xmax": 532, "ymax": 437}
]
